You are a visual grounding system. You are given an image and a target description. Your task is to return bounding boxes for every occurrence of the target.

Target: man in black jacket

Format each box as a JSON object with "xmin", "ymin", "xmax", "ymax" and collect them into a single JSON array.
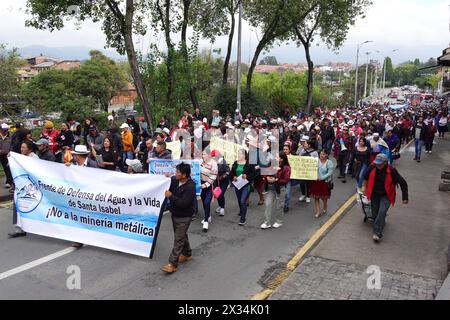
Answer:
[
  {"xmin": 36, "ymin": 139, "xmax": 56, "ymax": 162},
  {"xmin": 162, "ymin": 163, "xmax": 196, "ymax": 274}
]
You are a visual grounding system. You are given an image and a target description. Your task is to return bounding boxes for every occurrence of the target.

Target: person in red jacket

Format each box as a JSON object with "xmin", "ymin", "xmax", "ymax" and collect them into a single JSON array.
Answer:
[
  {"xmin": 364, "ymin": 153, "xmax": 408, "ymax": 243},
  {"xmin": 41, "ymin": 121, "xmax": 60, "ymax": 154}
]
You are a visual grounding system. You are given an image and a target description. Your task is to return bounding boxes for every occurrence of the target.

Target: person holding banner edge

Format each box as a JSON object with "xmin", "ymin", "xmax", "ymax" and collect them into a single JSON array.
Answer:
[{"xmin": 162, "ymin": 163, "xmax": 196, "ymax": 274}]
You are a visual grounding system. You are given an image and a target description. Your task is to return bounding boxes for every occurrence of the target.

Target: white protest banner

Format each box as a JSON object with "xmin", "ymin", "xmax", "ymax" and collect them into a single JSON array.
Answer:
[
  {"xmin": 149, "ymin": 159, "xmax": 201, "ymax": 195},
  {"xmin": 8, "ymin": 152, "xmax": 170, "ymax": 258},
  {"xmin": 166, "ymin": 140, "xmax": 181, "ymax": 160}
]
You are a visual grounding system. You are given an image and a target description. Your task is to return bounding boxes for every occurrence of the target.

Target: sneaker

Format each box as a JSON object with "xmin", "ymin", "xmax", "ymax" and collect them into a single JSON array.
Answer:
[
  {"xmin": 178, "ymin": 255, "xmax": 193, "ymax": 264},
  {"xmin": 429, "ymin": 151, "xmax": 432, "ymax": 154},
  {"xmin": 203, "ymin": 221, "xmax": 209, "ymax": 232},
  {"xmin": 372, "ymin": 234, "xmax": 381, "ymax": 243},
  {"xmin": 272, "ymin": 222, "xmax": 283, "ymax": 228},
  {"xmin": 357, "ymin": 187, "xmax": 362, "ymax": 193},
  {"xmin": 161, "ymin": 263, "xmax": 178, "ymax": 273},
  {"xmin": 305, "ymin": 197, "xmax": 311, "ymax": 203},
  {"xmin": 299, "ymin": 195, "xmax": 306, "ymax": 202},
  {"xmin": 283, "ymin": 207, "xmax": 289, "ymax": 213},
  {"xmin": 238, "ymin": 220, "xmax": 246, "ymax": 226},
  {"xmin": 215, "ymin": 207, "xmax": 221, "ymax": 214},
  {"xmin": 260, "ymin": 223, "xmax": 272, "ymax": 230},
  {"xmin": 201, "ymin": 217, "xmax": 212, "ymax": 224},
  {"xmin": 417, "ymin": 158, "xmax": 421, "ymax": 163},
  {"xmin": 219, "ymin": 208, "xmax": 225, "ymax": 216}
]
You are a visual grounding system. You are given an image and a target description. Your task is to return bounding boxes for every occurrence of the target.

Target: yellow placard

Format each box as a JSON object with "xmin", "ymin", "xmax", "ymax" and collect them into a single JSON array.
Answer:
[
  {"xmin": 166, "ymin": 140, "xmax": 181, "ymax": 160},
  {"xmin": 287, "ymin": 155, "xmax": 318, "ymax": 181},
  {"xmin": 210, "ymin": 137, "xmax": 247, "ymax": 165}
]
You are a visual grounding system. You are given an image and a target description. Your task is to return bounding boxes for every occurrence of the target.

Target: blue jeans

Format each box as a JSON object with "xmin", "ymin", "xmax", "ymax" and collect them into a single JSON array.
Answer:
[
  {"xmin": 201, "ymin": 186, "xmax": 213, "ymax": 222},
  {"xmin": 216, "ymin": 178, "xmax": 229, "ymax": 209},
  {"xmin": 414, "ymin": 139, "xmax": 424, "ymax": 159},
  {"xmin": 357, "ymin": 163, "xmax": 368, "ymax": 189},
  {"xmin": 235, "ymin": 185, "xmax": 250, "ymax": 223},
  {"xmin": 371, "ymin": 194, "xmax": 391, "ymax": 238},
  {"xmin": 123, "ymin": 151, "xmax": 134, "ymax": 165},
  {"xmin": 324, "ymin": 140, "xmax": 333, "ymax": 155},
  {"xmin": 284, "ymin": 179, "xmax": 300, "ymax": 209}
]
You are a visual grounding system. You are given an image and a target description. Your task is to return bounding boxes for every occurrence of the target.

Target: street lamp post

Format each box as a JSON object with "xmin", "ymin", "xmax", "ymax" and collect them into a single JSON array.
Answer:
[
  {"xmin": 236, "ymin": 0, "xmax": 243, "ymax": 112},
  {"xmin": 364, "ymin": 51, "xmax": 371, "ymax": 99},
  {"xmin": 354, "ymin": 41, "xmax": 372, "ymax": 107}
]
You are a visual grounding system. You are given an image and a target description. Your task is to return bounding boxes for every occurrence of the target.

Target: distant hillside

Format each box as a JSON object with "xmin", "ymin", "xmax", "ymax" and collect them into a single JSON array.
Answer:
[{"xmin": 18, "ymin": 45, "xmax": 126, "ymax": 61}]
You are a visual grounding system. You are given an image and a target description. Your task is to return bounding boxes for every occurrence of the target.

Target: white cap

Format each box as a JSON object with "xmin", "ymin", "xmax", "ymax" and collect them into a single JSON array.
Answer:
[
  {"xmin": 300, "ymin": 135, "xmax": 310, "ymax": 142},
  {"xmin": 107, "ymin": 115, "xmax": 114, "ymax": 121},
  {"xmin": 163, "ymin": 128, "xmax": 170, "ymax": 134},
  {"xmin": 292, "ymin": 116, "xmax": 298, "ymax": 120},
  {"xmin": 234, "ymin": 121, "xmax": 241, "ymax": 125},
  {"xmin": 261, "ymin": 120, "xmax": 267, "ymax": 124},
  {"xmin": 203, "ymin": 117, "xmax": 208, "ymax": 123},
  {"xmin": 373, "ymin": 133, "xmax": 380, "ymax": 137},
  {"xmin": 348, "ymin": 120, "xmax": 355, "ymax": 126},
  {"xmin": 1, "ymin": 123, "xmax": 9, "ymax": 130},
  {"xmin": 126, "ymin": 159, "xmax": 143, "ymax": 173},
  {"xmin": 120, "ymin": 123, "xmax": 129, "ymax": 129},
  {"xmin": 235, "ymin": 109, "xmax": 240, "ymax": 113}
]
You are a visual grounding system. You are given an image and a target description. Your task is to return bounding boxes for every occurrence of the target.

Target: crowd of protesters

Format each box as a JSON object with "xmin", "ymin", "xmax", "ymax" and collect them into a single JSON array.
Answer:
[{"xmin": 1, "ymin": 98, "xmax": 449, "ymax": 272}]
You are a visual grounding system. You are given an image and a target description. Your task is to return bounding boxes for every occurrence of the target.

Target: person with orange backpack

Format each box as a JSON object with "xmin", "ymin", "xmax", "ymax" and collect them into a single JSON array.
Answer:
[{"xmin": 364, "ymin": 153, "xmax": 408, "ymax": 243}]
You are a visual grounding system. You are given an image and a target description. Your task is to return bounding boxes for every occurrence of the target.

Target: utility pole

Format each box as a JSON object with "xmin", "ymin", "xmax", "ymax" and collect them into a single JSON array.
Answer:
[
  {"xmin": 354, "ymin": 41, "xmax": 372, "ymax": 107},
  {"xmin": 364, "ymin": 51, "xmax": 370, "ymax": 99},
  {"xmin": 236, "ymin": 0, "xmax": 242, "ymax": 112}
]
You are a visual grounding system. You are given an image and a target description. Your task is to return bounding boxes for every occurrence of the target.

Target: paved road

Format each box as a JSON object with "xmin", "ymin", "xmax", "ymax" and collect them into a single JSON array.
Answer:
[{"xmin": 0, "ymin": 161, "xmax": 357, "ymax": 299}]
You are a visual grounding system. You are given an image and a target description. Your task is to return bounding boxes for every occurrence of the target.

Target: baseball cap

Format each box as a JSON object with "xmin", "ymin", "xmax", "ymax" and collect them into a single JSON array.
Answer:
[
  {"xmin": 107, "ymin": 115, "xmax": 114, "ymax": 121},
  {"xmin": 163, "ymin": 128, "xmax": 170, "ymax": 134},
  {"xmin": 120, "ymin": 123, "xmax": 129, "ymax": 129},
  {"xmin": 126, "ymin": 159, "xmax": 143, "ymax": 173},
  {"xmin": 373, "ymin": 153, "xmax": 388, "ymax": 165},
  {"xmin": 35, "ymin": 138, "xmax": 49, "ymax": 146},
  {"xmin": 1, "ymin": 123, "xmax": 9, "ymax": 130},
  {"xmin": 211, "ymin": 150, "xmax": 221, "ymax": 157}
]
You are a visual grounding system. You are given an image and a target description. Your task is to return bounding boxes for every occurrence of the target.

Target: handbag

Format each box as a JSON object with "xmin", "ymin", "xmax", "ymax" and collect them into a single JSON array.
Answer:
[{"xmin": 213, "ymin": 175, "xmax": 222, "ymax": 199}]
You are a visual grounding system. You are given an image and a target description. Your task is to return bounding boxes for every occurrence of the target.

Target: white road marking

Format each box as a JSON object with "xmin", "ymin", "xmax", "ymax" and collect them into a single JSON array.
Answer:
[{"xmin": 0, "ymin": 247, "xmax": 77, "ymax": 281}]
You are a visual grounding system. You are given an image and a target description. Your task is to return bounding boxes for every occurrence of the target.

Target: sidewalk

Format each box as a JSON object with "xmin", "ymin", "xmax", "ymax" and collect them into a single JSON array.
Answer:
[{"xmin": 270, "ymin": 137, "xmax": 450, "ymax": 300}]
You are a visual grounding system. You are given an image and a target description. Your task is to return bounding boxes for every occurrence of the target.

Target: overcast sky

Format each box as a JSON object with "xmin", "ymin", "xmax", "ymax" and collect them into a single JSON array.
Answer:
[{"xmin": 1, "ymin": 0, "xmax": 449, "ymax": 65}]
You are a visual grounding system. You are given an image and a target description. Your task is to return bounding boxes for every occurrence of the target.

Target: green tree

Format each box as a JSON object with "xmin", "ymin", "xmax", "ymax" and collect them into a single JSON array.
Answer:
[
  {"xmin": 243, "ymin": 0, "xmax": 317, "ymax": 93},
  {"xmin": 259, "ymin": 56, "xmax": 279, "ymax": 65},
  {"xmin": 293, "ymin": 0, "xmax": 371, "ymax": 113},
  {"xmin": 0, "ymin": 44, "xmax": 26, "ymax": 114},
  {"xmin": 384, "ymin": 56, "xmax": 394, "ymax": 85},
  {"xmin": 25, "ymin": 0, "xmax": 155, "ymax": 130},
  {"xmin": 72, "ymin": 50, "xmax": 127, "ymax": 112},
  {"xmin": 22, "ymin": 69, "xmax": 96, "ymax": 119}
]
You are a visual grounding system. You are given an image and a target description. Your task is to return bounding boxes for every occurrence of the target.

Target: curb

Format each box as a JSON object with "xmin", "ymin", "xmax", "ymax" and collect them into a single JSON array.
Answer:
[{"xmin": 251, "ymin": 194, "xmax": 357, "ymax": 300}]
